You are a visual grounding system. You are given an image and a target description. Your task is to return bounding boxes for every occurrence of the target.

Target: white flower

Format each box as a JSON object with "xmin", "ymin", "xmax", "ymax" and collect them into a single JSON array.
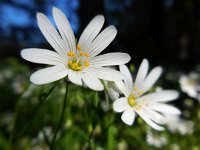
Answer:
[
  {"xmin": 146, "ymin": 129, "xmax": 167, "ymax": 148},
  {"xmin": 113, "ymin": 59, "xmax": 180, "ymax": 130},
  {"xmin": 32, "ymin": 126, "xmax": 53, "ymax": 150},
  {"xmin": 179, "ymin": 72, "xmax": 200, "ymax": 100},
  {"xmin": 106, "ymin": 81, "xmax": 121, "ymax": 100},
  {"xmin": 164, "ymin": 114, "xmax": 194, "ymax": 135},
  {"xmin": 21, "ymin": 7, "xmax": 130, "ymax": 91}
]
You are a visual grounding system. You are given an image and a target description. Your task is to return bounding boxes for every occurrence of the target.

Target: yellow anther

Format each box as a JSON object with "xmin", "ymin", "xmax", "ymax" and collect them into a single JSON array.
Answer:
[
  {"xmin": 67, "ymin": 52, "xmax": 71, "ymax": 56},
  {"xmin": 68, "ymin": 60, "xmax": 72, "ymax": 65},
  {"xmin": 85, "ymin": 52, "xmax": 89, "ymax": 57},
  {"xmin": 67, "ymin": 52, "xmax": 75, "ymax": 57},
  {"xmin": 84, "ymin": 61, "xmax": 90, "ymax": 67},
  {"xmin": 128, "ymin": 94, "xmax": 137, "ymax": 107},
  {"xmin": 77, "ymin": 44, "xmax": 81, "ymax": 51},
  {"xmin": 80, "ymin": 51, "xmax": 84, "ymax": 56}
]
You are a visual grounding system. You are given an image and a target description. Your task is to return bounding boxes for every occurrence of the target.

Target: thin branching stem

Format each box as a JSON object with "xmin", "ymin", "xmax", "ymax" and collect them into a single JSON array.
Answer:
[{"xmin": 50, "ymin": 81, "xmax": 69, "ymax": 150}]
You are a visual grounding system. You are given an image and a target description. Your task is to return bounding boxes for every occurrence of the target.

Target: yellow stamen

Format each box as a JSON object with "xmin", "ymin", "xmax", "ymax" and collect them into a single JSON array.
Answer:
[
  {"xmin": 85, "ymin": 52, "xmax": 89, "ymax": 57},
  {"xmin": 80, "ymin": 51, "xmax": 84, "ymax": 56},
  {"xmin": 77, "ymin": 44, "xmax": 81, "ymax": 51},
  {"xmin": 68, "ymin": 60, "xmax": 72, "ymax": 65},
  {"xmin": 128, "ymin": 94, "xmax": 137, "ymax": 106},
  {"xmin": 84, "ymin": 61, "xmax": 90, "ymax": 67},
  {"xmin": 67, "ymin": 52, "xmax": 75, "ymax": 57}
]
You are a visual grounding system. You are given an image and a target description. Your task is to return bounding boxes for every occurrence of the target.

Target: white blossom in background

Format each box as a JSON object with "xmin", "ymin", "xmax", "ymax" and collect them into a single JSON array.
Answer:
[
  {"xmin": 179, "ymin": 72, "xmax": 200, "ymax": 102},
  {"xmin": 164, "ymin": 114, "xmax": 194, "ymax": 135},
  {"xmin": 11, "ymin": 76, "xmax": 26, "ymax": 94},
  {"xmin": 32, "ymin": 126, "xmax": 53, "ymax": 150},
  {"xmin": 106, "ymin": 81, "xmax": 121, "ymax": 100},
  {"xmin": 112, "ymin": 59, "xmax": 181, "ymax": 130},
  {"xmin": 0, "ymin": 69, "xmax": 13, "ymax": 84},
  {"xmin": 21, "ymin": 7, "xmax": 130, "ymax": 91},
  {"xmin": 146, "ymin": 129, "xmax": 167, "ymax": 148}
]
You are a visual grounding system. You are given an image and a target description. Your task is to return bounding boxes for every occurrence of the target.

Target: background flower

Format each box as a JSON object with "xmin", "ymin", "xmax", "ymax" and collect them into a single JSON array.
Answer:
[{"xmin": 113, "ymin": 59, "xmax": 180, "ymax": 130}]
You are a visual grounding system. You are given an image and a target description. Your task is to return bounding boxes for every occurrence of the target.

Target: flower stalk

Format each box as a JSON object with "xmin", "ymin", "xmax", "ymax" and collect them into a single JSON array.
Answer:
[{"xmin": 50, "ymin": 80, "xmax": 69, "ymax": 149}]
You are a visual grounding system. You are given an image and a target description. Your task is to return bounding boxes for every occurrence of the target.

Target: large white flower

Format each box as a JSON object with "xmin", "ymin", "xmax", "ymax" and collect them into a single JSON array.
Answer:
[
  {"xmin": 21, "ymin": 7, "xmax": 130, "ymax": 91},
  {"xmin": 113, "ymin": 59, "xmax": 181, "ymax": 130}
]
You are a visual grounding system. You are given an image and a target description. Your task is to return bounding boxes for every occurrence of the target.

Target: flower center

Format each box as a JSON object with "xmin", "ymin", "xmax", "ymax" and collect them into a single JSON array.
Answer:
[
  {"xmin": 128, "ymin": 94, "xmax": 137, "ymax": 106},
  {"xmin": 67, "ymin": 44, "xmax": 90, "ymax": 71},
  {"xmin": 187, "ymin": 79, "xmax": 195, "ymax": 86}
]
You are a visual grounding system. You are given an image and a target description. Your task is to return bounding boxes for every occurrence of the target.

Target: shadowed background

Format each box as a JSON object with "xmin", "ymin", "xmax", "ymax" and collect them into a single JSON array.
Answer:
[{"xmin": 0, "ymin": 0, "xmax": 200, "ymax": 70}]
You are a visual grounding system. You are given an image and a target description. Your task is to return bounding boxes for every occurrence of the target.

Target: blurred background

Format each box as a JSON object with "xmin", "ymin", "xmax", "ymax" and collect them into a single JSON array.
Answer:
[
  {"xmin": 0, "ymin": 0, "xmax": 200, "ymax": 150},
  {"xmin": 0, "ymin": 0, "xmax": 200, "ymax": 68}
]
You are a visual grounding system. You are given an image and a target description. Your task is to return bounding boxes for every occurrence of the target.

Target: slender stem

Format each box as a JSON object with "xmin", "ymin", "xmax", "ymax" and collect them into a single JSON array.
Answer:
[
  {"xmin": 9, "ymin": 84, "xmax": 56, "ymax": 150},
  {"xmin": 50, "ymin": 81, "xmax": 69, "ymax": 150},
  {"xmin": 8, "ymin": 98, "xmax": 20, "ymax": 150},
  {"xmin": 20, "ymin": 85, "xmax": 56, "ymax": 137},
  {"xmin": 8, "ymin": 84, "xmax": 31, "ymax": 150}
]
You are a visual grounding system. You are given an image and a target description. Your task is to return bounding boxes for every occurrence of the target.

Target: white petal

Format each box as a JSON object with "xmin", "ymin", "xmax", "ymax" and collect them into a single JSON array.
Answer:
[
  {"xmin": 30, "ymin": 65, "xmax": 68, "ymax": 84},
  {"xmin": 145, "ymin": 110, "xmax": 166, "ymax": 125},
  {"xmin": 138, "ymin": 90, "xmax": 179, "ymax": 102},
  {"xmin": 134, "ymin": 59, "xmax": 149, "ymax": 89},
  {"xmin": 142, "ymin": 66, "xmax": 162, "ymax": 92},
  {"xmin": 36, "ymin": 13, "xmax": 68, "ymax": 61},
  {"xmin": 84, "ymin": 67, "xmax": 124, "ymax": 81},
  {"xmin": 52, "ymin": 7, "xmax": 76, "ymax": 53},
  {"xmin": 21, "ymin": 48, "xmax": 64, "ymax": 65},
  {"xmin": 135, "ymin": 109, "xmax": 164, "ymax": 131},
  {"xmin": 119, "ymin": 65, "xmax": 133, "ymax": 94},
  {"xmin": 107, "ymin": 86, "xmax": 119, "ymax": 100},
  {"xmin": 88, "ymin": 25, "xmax": 117, "ymax": 58},
  {"xmin": 78, "ymin": 15, "xmax": 105, "ymax": 52},
  {"xmin": 113, "ymin": 97, "xmax": 129, "ymax": 112},
  {"xmin": 121, "ymin": 107, "xmax": 135, "ymax": 125},
  {"xmin": 150, "ymin": 103, "xmax": 181, "ymax": 115},
  {"xmin": 68, "ymin": 70, "xmax": 82, "ymax": 86},
  {"xmin": 114, "ymin": 80, "xmax": 130, "ymax": 97},
  {"xmin": 90, "ymin": 53, "xmax": 130, "ymax": 67},
  {"xmin": 82, "ymin": 74, "xmax": 104, "ymax": 91}
]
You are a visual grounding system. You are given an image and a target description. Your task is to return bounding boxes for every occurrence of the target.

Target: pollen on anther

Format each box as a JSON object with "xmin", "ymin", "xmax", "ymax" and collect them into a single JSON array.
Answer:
[
  {"xmin": 68, "ymin": 60, "xmax": 72, "ymax": 65},
  {"xmin": 80, "ymin": 51, "xmax": 84, "ymax": 56},
  {"xmin": 67, "ymin": 52, "xmax": 75, "ymax": 57},
  {"xmin": 84, "ymin": 61, "xmax": 90, "ymax": 67},
  {"xmin": 85, "ymin": 52, "xmax": 89, "ymax": 57},
  {"xmin": 77, "ymin": 44, "xmax": 81, "ymax": 51}
]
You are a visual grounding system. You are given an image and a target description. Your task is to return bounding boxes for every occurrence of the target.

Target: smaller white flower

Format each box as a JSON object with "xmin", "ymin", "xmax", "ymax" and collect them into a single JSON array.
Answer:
[
  {"xmin": 179, "ymin": 72, "xmax": 200, "ymax": 101},
  {"xmin": 164, "ymin": 114, "xmax": 194, "ymax": 135},
  {"xmin": 146, "ymin": 129, "xmax": 167, "ymax": 148},
  {"xmin": 105, "ymin": 81, "xmax": 122, "ymax": 100},
  {"xmin": 32, "ymin": 126, "xmax": 53, "ymax": 150},
  {"xmin": 113, "ymin": 59, "xmax": 180, "ymax": 130}
]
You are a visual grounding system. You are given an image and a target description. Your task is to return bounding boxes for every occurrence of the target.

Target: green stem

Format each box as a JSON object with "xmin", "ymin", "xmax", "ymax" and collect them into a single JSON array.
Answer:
[
  {"xmin": 8, "ymin": 84, "xmax": 30, "ymax": 150},
  {"xmin": 8, "ymin": 98, "xmax": 20, "ymax": 150},
  {"xmin": 21, "ymin": 85, "xmax": 56, "ymax": 137},
  {"xmin": 9, "ymin": 84, "xmax": 56, "ymax": 150},
  {"xmin": 50, "ymin": 81, "xmax": 69, "ymax": 150}
]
